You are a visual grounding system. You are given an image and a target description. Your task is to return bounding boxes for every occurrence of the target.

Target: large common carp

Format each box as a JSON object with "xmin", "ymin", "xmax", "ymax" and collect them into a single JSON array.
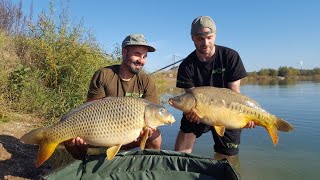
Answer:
[
  {"xmin": 168, "ymin": 86, "xmax": 294, "ymax": 146},
  {"xmin": 20, "ymin": 97, "xmax": 175, "ymax": 167}
]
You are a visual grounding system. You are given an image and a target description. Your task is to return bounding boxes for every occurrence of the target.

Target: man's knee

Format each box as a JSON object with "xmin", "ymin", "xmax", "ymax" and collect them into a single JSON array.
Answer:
[
  {"xmin": 174, "ymin": 130, "xmax": 196, "ymax": 152},
  {"xmin": 146, "ymin": 129, "xmax": 162, "ymax": 149}
]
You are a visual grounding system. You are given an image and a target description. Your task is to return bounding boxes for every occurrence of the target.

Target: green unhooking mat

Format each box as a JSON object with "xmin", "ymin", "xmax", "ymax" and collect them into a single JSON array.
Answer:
[{"xmin": 43, "ymin": 150, "xmax": 241, "ymax": 180}]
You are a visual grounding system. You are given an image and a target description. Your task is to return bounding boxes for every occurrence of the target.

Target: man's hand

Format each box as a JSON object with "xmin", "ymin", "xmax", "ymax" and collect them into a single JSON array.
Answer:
[
  {"xmin": 65, "ymin": 137, "xmax": 87, "ymax": 146},
  {"xmin": 185, "ymin": 111, "xmax": 201, "ymax": 124},
  {"xmin": 135, "ymin": 127, "xmax": 157, "ymax": 142},
  {"xmin": 243, "ymin": 121, "xmax": 256, "ymax": 128},
  {"xmin": 64, "ymin": 137, "xmax": 88, "ymax": 159}
]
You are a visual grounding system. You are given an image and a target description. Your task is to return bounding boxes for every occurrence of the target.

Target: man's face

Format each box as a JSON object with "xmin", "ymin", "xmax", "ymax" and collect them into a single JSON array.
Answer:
[
  {"xmin": 122, "ymin": 46, "xmax": 148, "ymax": 74},
  {"xmin": 192, "ymin": 27, "xmax": 216, "ymax": 56}
]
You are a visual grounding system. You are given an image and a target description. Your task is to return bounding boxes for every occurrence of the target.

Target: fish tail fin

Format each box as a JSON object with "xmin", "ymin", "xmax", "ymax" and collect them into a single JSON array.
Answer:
[
  {"xmin": 266, "ymin": 125, "xmax": 279, "ymax": 146},
  {"xmin": 36, "ymin": 141, "xmax": 59, "ymax": 168},
  {"xmin": 20, "ymin": 127, "xmax": 59, "ymax": 168},
  {"xmin": 275, "ymin": 117, "xmax": 294, "ymax": 132}
]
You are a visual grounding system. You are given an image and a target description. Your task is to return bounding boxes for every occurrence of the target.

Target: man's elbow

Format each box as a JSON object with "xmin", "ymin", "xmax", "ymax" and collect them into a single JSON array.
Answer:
[{"xmin": 227, "ymin": 80, "xmax": 241, "ymax": 93}]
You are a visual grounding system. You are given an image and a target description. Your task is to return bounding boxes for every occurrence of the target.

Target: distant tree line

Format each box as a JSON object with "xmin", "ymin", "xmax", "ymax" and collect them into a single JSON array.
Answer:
[{"xmin": 248, "ymin": 67, "xmax": 320, "ymax": 77}]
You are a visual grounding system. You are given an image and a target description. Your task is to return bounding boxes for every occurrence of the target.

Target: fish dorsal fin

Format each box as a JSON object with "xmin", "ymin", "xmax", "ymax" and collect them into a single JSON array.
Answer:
[
  {"xmin": 140, "ymin": 127, "xmax": 150, "ymax": 150},
  {"xmin": 106, "ymin": 145, "xmax": 122, "ymax": 160},
  {"xmin": 214, "ymin": 126, "xmax": 226, "ymax": 137}
]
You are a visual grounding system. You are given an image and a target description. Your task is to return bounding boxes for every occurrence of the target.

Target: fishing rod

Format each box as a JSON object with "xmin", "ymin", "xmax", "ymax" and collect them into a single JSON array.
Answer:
[{"xmin": 150, "ymin": 59, "xmax": 184, "ymax": 75}]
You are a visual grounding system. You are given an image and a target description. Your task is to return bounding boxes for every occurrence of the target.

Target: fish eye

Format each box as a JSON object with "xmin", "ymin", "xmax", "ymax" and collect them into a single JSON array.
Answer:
[{"xmin": 160, "ymin": 108, "xmax": 166, "ymax": 114}]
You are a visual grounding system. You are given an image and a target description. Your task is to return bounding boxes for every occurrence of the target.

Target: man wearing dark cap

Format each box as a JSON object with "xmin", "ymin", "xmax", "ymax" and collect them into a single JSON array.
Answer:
[
  {"xmin": 64, "ymin": 34, "xmax": 161, "ymax": 159},
  {"xmin": 174, "ymin": 16, "xmax": 255, "ymax": 162}
]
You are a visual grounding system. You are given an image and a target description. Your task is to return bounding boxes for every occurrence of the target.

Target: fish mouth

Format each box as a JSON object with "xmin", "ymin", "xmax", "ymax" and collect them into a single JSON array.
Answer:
[
  {"xmin": 164, "ymin": 115, "xmax": 176, "ymax": 125},
  {"xmin": 168, "ymin": 99, "xmax": 173, "ymax": 106},
  {"xmin": 169, "ymin": 116, "xmax": 176, "ymax": 124},
  {"xmin": 162, "ymin": 114, "xmax": 176, "ymax": 125}
]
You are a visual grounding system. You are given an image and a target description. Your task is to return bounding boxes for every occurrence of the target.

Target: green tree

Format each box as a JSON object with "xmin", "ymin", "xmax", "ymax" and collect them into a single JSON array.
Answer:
[
  {"xmin": 287, "ymin": 67, "xmax": 300, "ymax": 76},
  {"xmin": 278, "ymin": 66, "xmax": 288, "ymax": 77},
  {"xmin": 248, "ymin": 71, "xmax": 257, "ymax": 77},
  {"xmin": 112, "ymin": 43, "xmax": 122, "ymax": 61},
  {"xmin": 257, "ymin": 69, "xmax": 270, "ymax": 76},
  {"xmin": 313, "ymin": 68, "xmax": 320, "ymax": 75},
  {"xmin": 278, "ymin": 66, "xmax": 299, "ymax": 77},
  {"xmin": 269, "ymin": 69, "xmax": 278, "ymax": 76}
]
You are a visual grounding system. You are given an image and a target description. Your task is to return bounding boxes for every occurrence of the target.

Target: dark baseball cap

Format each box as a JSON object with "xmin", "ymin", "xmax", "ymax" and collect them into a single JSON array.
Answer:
[
  {"xmin": 122, "ymin": 34, "xmax": 156, "ymax": 52},
  {"xmin": 191, "ymin": 16, "xmax": 216, "ymax": 36}
]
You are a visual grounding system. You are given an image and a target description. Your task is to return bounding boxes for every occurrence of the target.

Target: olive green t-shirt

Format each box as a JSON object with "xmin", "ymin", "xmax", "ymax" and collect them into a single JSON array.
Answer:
[{"xmin": 87, "ymin": 65, "xmax": 158, "ymax": 104}]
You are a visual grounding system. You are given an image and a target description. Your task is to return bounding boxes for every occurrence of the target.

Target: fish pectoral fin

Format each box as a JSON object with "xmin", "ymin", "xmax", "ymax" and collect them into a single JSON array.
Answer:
[
  {"xmin": 192, "ymin": 108, "xmax": 203, "ymax": 118},
  {"xmin": 140, "ymin": 127, "xmax": 150, "ymax": 150},
  {"xmin": 36, "ymin": 141, "xmax": 59, "ymax": 168},
  {"xmin": 214, "ymin": 126, "xmax": 226, "ymax": 137},
  {"xmin": 266, "ymin": 125, "xmax": 279, "ymax": 146},
  {"xmin": 106, "ymin": 145, "xmax": 122, "ymax": 160}
]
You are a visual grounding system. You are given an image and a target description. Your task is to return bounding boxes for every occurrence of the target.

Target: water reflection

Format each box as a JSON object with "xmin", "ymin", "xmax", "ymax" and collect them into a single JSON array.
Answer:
[
  {"xmin": 214, "ymin": 153, "xmax": 240, "ymax": 172},
  {"xmin": 243, "ymin": 78, "xmax": 299, "ymax": 86},
  {"xmin": 158, "ymin": 79, "xmax": 306, "ymax": 97}
]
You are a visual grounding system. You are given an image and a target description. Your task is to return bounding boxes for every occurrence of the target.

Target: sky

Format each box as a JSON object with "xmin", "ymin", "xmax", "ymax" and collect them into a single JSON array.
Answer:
[{"xmin": 14, "ymin": 0, "xmax": 320, "ymax": 73}]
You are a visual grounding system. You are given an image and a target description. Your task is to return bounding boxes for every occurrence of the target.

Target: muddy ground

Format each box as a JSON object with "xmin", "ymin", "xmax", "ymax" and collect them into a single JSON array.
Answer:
[{"xmin": 0, "ymin": 115, "xmax": 75, "ymax": 180}]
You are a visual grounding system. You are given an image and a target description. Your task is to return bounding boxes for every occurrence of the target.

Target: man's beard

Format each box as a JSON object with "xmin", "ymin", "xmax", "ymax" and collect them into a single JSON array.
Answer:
[
  {"xmin": 198, "ymin": 45, "xmax": 212, "ymax": 55},
  {"xmin": 124, "ymin": 55, "xmax": 143, "ymax": 74},
  {"xmin": 129, "ymin": 62, "xmax": 143, "ymax": 74},
  {"xmin": 130, "ymin": 66, "xmax": 141, "ymax": 74}
]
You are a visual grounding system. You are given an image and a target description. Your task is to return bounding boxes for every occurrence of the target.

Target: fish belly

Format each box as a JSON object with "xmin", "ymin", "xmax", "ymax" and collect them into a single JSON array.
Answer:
[
  {"xmin": 83, "ymin": 128, "xmax": 142, "ymax": 146},
  {"xmin": 194, "ymin": 95, "xmax": 257, "ymax": 129},
  {"xmin": 198, "ymin": 105, "xmax": 249, "ymax": 129}
]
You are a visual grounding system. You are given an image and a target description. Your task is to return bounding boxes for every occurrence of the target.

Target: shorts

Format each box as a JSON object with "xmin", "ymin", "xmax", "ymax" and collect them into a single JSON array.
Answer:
[{"xmin": 180, "ymin": 114, "xmax": 241, "ymax": 156}]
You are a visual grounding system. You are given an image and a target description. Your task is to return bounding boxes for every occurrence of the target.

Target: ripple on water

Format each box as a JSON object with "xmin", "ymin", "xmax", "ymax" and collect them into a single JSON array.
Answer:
[{"xmin": 238, "ymin": 149, "xmax": 319, "ymax": 180}]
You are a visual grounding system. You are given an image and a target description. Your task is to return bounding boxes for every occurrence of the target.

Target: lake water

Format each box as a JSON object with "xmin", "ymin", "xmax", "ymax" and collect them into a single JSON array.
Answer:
[{"xmin": 158, "ymin": 82, "xmax": 320, "ymax": 180}]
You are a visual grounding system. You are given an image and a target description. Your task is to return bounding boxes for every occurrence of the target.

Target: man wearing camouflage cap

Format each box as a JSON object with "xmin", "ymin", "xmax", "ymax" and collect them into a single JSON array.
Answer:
[
  {"xmin": 174, "ymin": 16, "xmax": 255, "ymax": 163},
  {"xmin": 64, "ymin": 34, "xmax": 161, "ymax": 159}
]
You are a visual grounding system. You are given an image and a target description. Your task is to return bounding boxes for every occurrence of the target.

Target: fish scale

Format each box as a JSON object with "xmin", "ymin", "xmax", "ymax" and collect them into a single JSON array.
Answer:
[
  {"xmin": 20, "ymin": 96, "xmax": 175, "ymax": 167},
  {"xmin": 168, "ymin": 86, "xmax": 294, "ymax": 146}
]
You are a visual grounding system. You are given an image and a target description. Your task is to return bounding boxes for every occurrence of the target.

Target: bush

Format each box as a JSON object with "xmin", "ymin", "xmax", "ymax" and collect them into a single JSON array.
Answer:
[
  {"xmin": 0, "ymin": 31, "xmax": 20, "ymax": 105},
  {"xmin": 4, "ymin": 2, "xmax": 115, "ymax": 124}
]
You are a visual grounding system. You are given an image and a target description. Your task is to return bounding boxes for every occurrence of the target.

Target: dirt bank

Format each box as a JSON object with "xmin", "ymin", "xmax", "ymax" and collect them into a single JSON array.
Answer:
[{"xmin": 0, "ymin": 116, "xmax": 74, "ymax": 180}]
